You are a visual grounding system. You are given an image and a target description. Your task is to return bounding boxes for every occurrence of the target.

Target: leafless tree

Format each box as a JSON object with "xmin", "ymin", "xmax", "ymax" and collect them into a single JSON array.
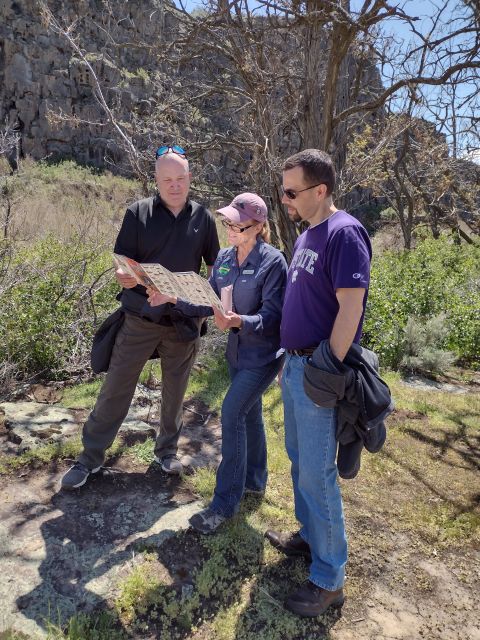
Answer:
[
  {"xmin": 0, "ymin": 122, "xmax": 22, "ymax": 239},
  {"xmin": 40, "ymin": 0, "xmax": 480, "ymax": 257},
  {"xmin": 344, "ymin": 110, "xmax": 479, "ymax": 248}
]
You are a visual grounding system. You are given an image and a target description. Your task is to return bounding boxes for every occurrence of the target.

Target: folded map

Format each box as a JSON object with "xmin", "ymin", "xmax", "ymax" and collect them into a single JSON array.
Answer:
[{"xmin": 113, "ymin": 254, "xmax": 224, "ymax": 312}]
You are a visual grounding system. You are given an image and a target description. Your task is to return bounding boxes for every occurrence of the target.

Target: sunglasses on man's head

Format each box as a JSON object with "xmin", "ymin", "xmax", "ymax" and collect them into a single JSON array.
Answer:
[
  {"xmin": 281, "ymin": 183, "xmax": 324, "ymax": 200},
  {"xmin": 155, "ymin": 145, "xmax": 187, "ymax": 159}
]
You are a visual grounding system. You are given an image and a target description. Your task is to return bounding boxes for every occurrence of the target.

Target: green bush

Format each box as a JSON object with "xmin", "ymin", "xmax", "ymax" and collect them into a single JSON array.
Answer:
[
  {"xmin": 363, "ymin": 235, "xmax": 480, "ymax": 369},
  {"xmin": 400, "ymin": 315, "xmax": 456, "ymax": 374},
  {"xmin": 0, "ymin": 235, "xmax": 119, "ymax": 380}
]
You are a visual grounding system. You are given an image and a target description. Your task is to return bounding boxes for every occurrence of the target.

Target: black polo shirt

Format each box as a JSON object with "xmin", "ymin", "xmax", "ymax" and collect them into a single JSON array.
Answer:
[{"xmin": 114, "ymin": 195, "xmax": 220, "ymax": 314}]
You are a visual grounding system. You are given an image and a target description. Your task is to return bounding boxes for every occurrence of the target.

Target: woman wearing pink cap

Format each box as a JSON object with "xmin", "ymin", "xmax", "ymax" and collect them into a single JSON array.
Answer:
[{"xmin": 148, "ymin": 192, "xmax": 287, "ymax": 533}]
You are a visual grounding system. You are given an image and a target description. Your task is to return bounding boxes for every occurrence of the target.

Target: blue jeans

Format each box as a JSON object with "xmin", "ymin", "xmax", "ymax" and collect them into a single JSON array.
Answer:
[
  {"xmin": 210, "ymin": 357, "xmax": 283, "ymax": 517},
  {"xmin": 282, "ymin": 354, "xmax": 347, "ymax": 590}
]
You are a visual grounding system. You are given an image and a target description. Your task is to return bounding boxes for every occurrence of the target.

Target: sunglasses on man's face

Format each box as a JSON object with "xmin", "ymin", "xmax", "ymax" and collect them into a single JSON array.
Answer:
[
  {"xmin": 155, "ymin": 145, "xmax": 187, "ymax": 159},
  {"xmin": 221, "ymin": 219, "xmax": 256, "ymax": 233},
  {"xmin": 281, "ymin": 183, "xmax": 324, "ymax": 200}
]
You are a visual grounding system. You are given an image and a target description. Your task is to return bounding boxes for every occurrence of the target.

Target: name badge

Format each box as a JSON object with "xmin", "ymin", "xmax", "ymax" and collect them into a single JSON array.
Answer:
[{"xmin": 242, "ymin": 269, "xmax": 254, "ymax": 275}]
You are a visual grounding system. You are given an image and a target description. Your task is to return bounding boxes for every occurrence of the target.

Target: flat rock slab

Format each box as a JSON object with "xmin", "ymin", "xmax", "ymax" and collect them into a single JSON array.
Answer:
[
  {"xmin": 0, "ymin": 462, "xmax": 204, "ymax": 639},
  {"xmin": 1, "ymin": 402, "xmax": 79, "ymax": 449},
  {"xmin": 401, "ymin": 375, "xmax": 470, "ymax": 394},
  {"xmin": 0, "ymin": 386, "xmax": 218, "ymax": 454}
]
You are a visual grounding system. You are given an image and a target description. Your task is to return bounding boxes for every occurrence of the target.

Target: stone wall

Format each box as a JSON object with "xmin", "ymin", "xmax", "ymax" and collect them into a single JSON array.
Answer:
[
  {"xmin": 1, "ymin": 0, "xmax": 169, "ymax": 166},
  {"xmin": 1, "ymin": 0, "xmax": 384, "ymax": 212}
]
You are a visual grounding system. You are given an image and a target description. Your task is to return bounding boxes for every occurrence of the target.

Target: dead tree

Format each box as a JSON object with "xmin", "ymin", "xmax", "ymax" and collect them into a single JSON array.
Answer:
[{"xmin": 41, "ymin": 0, "xmax": 480, "ymax": 256}]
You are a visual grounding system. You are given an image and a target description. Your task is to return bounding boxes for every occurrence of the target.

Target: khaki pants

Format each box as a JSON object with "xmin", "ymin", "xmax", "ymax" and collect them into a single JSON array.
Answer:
[{"xmin": 79, "ymin": 313, "xmax": 199, "ymax": 469}]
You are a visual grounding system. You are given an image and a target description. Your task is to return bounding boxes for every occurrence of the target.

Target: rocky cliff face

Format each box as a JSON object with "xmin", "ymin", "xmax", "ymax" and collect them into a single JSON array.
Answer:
[
  {"xmin": 1, "ymin": 0, "xmax": 169, "ymax": 166},
  {"xmin": 1, "ymin": 0, "xmax": 383, "ymax": 218}
]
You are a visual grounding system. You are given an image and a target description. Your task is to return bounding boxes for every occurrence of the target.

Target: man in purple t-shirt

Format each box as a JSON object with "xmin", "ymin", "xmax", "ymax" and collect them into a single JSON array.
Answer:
[{"xmin": 265, "ymin": 149, "xmax": 372, "ymax": 617}]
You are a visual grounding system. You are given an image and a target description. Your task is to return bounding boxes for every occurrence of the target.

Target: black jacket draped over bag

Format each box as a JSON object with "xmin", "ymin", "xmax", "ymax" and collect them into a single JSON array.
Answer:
[
  {"xmin": 90, "ymin": 297, "xmax": 208, "ymax": 375},
  {"xmin": 303, "ymin": 340, "xmax": 394, "ymax": 479}
]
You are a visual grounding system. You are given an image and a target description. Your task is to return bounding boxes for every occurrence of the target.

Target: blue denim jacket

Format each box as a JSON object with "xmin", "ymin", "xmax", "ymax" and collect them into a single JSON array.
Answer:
[{"xmin": 175, "ymin": 239, "xmax": 287, "ymax": 369}]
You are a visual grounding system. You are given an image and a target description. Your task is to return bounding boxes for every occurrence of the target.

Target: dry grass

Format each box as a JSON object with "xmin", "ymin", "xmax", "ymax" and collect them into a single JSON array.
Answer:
[{"xmin": 1, "ymin": 157, "xmax": 144, "ymax": 244}]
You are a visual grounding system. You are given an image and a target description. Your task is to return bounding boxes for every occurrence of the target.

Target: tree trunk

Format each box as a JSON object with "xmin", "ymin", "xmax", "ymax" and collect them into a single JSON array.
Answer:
[{"xmin": 301, "ymin": 0, "xmax": 325, "ymax": 149}]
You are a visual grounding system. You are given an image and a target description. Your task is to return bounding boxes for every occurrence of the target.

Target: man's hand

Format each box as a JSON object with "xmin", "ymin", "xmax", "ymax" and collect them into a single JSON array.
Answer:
[
  {"xmin": 115, "ymin": 268, "xmax": 137, "ymax": 289},
  {"xmin": 213, "ymin": 307, "xmax": 242, "ymax": 331},
  {"xmin": 146, "ymin": 287, "xmax": 177, "ymax": 306}
]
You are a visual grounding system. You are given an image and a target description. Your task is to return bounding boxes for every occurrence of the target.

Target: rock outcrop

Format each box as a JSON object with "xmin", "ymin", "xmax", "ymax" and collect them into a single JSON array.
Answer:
[
  {"xmin": 1, "ymin": 0, "xmax": 169, "ymax": 165},
  {"xmin": 1, "ymin": 0, "xmax": 383, "ymax": 180}
]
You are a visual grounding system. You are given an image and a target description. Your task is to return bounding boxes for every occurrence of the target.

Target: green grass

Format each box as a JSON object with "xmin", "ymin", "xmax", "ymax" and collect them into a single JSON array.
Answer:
[
  {"xmin": 0, "ymin": 438, "xmax": 83, "ymax": 474},
  {"xmin": 44, "ymin": 611, "xmax": 127, "ymax": 640},
  {"xmin": 61, "ymin": 379, "xmax": 104, "ymax": 409},
  {"xmin": 60, "ymin": 362, "xmax": 163, "ymax": 411},
  {"xmin": 0, "ymin": 436, "xmax": 126, "ymax": 475},
  {"xmin": 186, "ymin": 356, "xmax": 229, "ymax": 411},
  {"xmin": 2, "ymin": 615, "xmax": 124, "ymax": 640},
  {"xmin": 0, "ymin": 631, "xmax": 31, "ymax": 640},
  {"xmin": 114, "ymin": 554, "xmax": 165, "ymax": 625}
]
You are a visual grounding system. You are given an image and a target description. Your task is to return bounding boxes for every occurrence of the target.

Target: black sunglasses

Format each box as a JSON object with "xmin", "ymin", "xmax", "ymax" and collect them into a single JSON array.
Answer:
[
  {"xmin": 221, "ymin": 219, "xmax": 256, "ymax": 233},
  {"xmin": 282, "ymin": 183, "xmax": 324, "ymax": 200},
  {"xmin": 155, "ymin": 145, "xmax": 187, "ymax": 159}
]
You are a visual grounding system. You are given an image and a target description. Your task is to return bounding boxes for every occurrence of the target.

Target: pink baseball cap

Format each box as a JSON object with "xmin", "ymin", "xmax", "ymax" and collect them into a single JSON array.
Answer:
[{"xmin": 217, "ymin": 192, "xmax": 268, "ymax": 224}]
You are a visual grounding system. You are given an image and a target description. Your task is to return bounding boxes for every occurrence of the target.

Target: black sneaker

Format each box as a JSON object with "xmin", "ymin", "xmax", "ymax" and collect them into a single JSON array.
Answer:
[
  {"xmin": 154, "ymin": 454, "xmax": 183, "ymax": 475},
  {"xmin": 61, "ymin": 462, "xmax": 101, "ymax": 490}
]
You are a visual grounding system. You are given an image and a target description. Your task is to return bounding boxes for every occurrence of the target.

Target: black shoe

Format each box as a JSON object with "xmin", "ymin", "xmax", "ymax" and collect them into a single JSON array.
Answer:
[
  {"xmin": 61, "ymin": 462, "xmax": 101, "ymax": 490},
  {"xmin": 264, "ymin": 529, "xmax": 311, "ymax": 560},
  {"xmin": 154, "ymin": 454, "xmax": 183, "ymax": 475},
  {"xmin": 285, "ymin": 580, "xmax": 344, "ymax": 617}
]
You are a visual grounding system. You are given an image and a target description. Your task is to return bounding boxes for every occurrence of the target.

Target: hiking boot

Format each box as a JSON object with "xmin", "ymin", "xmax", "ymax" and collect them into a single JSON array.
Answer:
[
  {"xmin": 189, "ymin": 508, "xmax": 227, "ymax": 534},
  {"xmin": 285, "ymin": 580, "xmax": 344, "ymax": 617},
  {"xmin": 264, "ymin": 529, "xmax": 312, "ymax": 560},
  {"xmin": 61, "ymin": 462, "xmax": 101, "ymax": 490},
  {"xmin": 154, "ymin": 454, "xmax": 183, "ymax": 475}
]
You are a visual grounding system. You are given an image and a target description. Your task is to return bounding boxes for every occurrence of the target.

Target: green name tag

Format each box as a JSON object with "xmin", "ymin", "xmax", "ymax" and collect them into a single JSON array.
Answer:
[{"xmin": 218, "ymin": 266, "xmax": 230, "ymax": 275}]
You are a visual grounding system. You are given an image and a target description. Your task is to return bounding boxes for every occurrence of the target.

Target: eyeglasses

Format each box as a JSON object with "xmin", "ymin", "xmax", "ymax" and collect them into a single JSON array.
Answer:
[
  {"xmin": 221, "ymin": 219, "xmax": 256, "ymax": 233},
  {"xmin": 281, "ymin": 183, "xmax": 324, "ymax": 200},
  {"xmin": 155, "ymin": 145, "xmax": 187, "ymax": 159}
]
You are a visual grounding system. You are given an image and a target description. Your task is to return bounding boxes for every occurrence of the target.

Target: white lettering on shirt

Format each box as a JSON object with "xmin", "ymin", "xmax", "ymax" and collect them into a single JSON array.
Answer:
[{"xmin": 291, "ymin": 248, "xmax": 319, "ymax": 278}]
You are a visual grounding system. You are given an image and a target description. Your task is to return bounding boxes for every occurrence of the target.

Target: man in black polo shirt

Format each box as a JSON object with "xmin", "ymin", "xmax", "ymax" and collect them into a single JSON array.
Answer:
[{"xmin": 61, "ymin": 147, "xmax": 220, "ymax": 489}]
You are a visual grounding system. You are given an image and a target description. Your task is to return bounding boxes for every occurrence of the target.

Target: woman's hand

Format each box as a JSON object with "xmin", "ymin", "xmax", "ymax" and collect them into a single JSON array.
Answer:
[
  {"xmin": 147, "ymin": 286, "xmax": 177, "ymax": 306},
  {"xmin": 213, "ymin": 307, "xmax": 242, "ymax": 330}
]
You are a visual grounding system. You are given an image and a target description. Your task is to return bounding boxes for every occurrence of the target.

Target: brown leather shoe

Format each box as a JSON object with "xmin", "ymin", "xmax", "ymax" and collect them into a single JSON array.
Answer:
[
  {"xmin": 285, "ymin": 580, "xmax": 344, "ymax": 617},
  {"xmin": 264, "ymin": 529, "xmax": 311, "ymax": 560}
]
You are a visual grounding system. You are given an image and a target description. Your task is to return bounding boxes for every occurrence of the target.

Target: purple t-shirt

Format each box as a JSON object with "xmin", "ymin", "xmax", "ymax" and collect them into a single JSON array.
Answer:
[{"xmin": 281, "ymin": 210, "xmax": 372, "ymax": 349}]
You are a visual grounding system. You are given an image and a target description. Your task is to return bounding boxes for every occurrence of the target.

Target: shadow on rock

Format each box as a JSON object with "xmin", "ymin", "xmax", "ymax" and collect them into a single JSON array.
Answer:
[
  {"xmin": 123, "ymin": 506, "xmax": 267, "ymax": 639},
  {"xmin": 14, "ymin": 465, "xmax": 196, "ymax": 635}
]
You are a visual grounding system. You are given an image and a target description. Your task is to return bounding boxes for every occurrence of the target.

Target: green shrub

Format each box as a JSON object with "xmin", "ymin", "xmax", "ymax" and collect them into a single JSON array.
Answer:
[
  {"xmin": 363, "ymin": 235, "xmax": 480, "ymax": 369},
  {"xmin": 400, "ymin": 315, "xmax": 456, "ymax": 374},
  {"xmin": 0, "ymin": 235, "xmax": 118, "ymax": 380}
]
